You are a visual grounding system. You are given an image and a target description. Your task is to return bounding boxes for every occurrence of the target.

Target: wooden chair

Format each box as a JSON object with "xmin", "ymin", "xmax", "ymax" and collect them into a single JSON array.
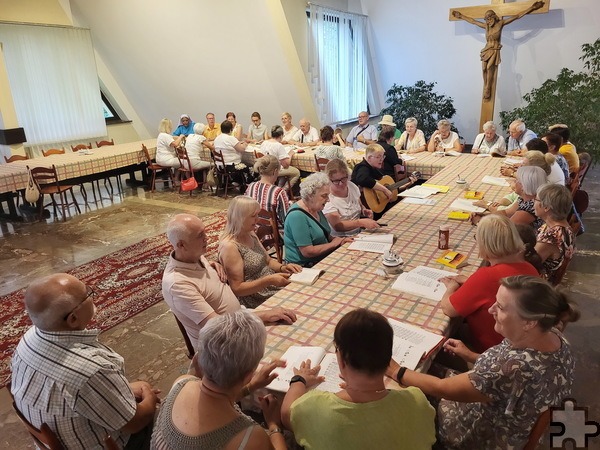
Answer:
[
  {"xmin": 523, "ymin": 409, "xmax": 551, "ymax": 450},
  {"xmin": 314, "ymin": 155, "xmax": 330, "ymax": 172},
  {"xmin": 210, "ymin": 149, "xmax": 236, "ymax": 197},
  {"xmin": 393, "ymin": 163, "xmax": 406, "ymax": 182},
  {"xmin": 70, "ymin": 143, "xmax": 92, "ymax": 152},
  {"xmin": 176, "ymin": 146, "xmax": 210, "ymax": 196},
  {"xmin": 576, "ymin": 152, "xmax": 591, "ymax": 187},
  {"xmin": 42, "ymin": 148, "xmax": 65, "ymax": 157},
  {"xmin": 256, "ymin": 207, "xmax": 283, "ymax": 263},
  {"xmin": 255, "ymin": 149, "xmax": 296, "ymax": 199},
  {"xmin": 28, "ymin": 164, "xmax": 81, "ymax": 221},
  {"xmin": 172, "ymin": 313, "xmax": 195, "ymax": 359},
  {"xmin": 4, "ymin": 154, "xmax": 28, "ymax": 163},
  {"xmin": 11, "ymin": 401, "xmax": 65, "ymax": 449},
  {"xmin": 96, "ymin": 139, "xmax": 115, "ymax": 147},
  {"xmin": 142, "ymin": 143, "xmax": 175, "ymax": 192}
]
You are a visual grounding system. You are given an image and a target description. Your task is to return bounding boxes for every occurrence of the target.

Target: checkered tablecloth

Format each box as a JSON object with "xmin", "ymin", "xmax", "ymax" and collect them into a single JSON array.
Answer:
[
  {"xmin": 0, "ymin": 139, "xmax": 156, "ymax": 195},
  {"xmin": 257, "ymin": 154, "xmax": 509, "ymax": 361}
]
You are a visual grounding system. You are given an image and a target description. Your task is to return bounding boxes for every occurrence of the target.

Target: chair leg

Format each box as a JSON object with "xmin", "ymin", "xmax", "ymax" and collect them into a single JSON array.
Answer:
[
  {"xmin": 37, "ymin": 195, "xmax": 45, "ymax": 221},
  {"xmin": 151, "ymin": 170, "xmax": 157, "ymax": 192},
  {"xmin": 71, "ymin": 189, "xmax": 81, "ymax": 214}
]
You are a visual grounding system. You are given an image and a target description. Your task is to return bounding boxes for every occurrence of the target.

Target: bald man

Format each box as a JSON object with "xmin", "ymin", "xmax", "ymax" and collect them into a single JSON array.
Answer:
[
  {"xmin": 162, "ymin": 214, "xmax": 297, "ymax": 349},
  {"xmin": 289, "ymin": 118, "xmax": 319, "ymax": 147},
  {"xmin": 11, "ymin": 273, "xmax": 159, "ymax": 449}
]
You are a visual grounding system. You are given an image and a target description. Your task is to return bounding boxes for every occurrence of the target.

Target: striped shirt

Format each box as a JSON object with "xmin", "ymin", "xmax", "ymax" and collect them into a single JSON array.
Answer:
[
  {"xmin": 11, "ymin": 327, "xmax": 137, "ymax": 449},
  {"xmin": 245, "ymin": 181, "xmax": 289, "ymax": 228}
]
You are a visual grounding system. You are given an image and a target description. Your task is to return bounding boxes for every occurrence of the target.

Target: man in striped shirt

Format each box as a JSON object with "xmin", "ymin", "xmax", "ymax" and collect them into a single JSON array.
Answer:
[{"xmin": 11, "ymin": 273, "xmax": 159, "ymax": 449}]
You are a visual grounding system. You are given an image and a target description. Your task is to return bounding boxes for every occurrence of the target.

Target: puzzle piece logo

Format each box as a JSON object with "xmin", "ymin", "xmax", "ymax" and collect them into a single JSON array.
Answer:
[{"xmin": 550, "ymin": 399, "xmax": 600, "ymax": 449}]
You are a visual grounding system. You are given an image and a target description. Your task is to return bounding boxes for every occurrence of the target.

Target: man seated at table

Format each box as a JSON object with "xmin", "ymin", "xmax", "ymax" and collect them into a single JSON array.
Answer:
[
  {"xmin": 345, "ymin": 111, "xmax": 378, "ymax": 149},
  {"xmin": 350, "ymin": 143, "xmax": 394, "ymax": 220},
  {"xmin": 11, "ymin": 273, "xmax": 159, "ymax": 449},
  {"xmin": 162, "ymin": 214, "xmax": 297, "ymax": 348},
  {"xmin": 506, "ymin": 119, "xmax": 537, "ymax": 156},
  {"xmin": 290, "ymin": 118, "xmax": 319, "ymax": 147},
  {"xmin": 202, "ymin": 112, "xmax": 221, "ymax": 141}
]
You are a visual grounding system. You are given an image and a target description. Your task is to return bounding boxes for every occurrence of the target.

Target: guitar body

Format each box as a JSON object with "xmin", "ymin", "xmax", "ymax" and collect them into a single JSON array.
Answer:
[{"xmin": 363, "ymin": 175, "xmax": 399, "ymax": 213}]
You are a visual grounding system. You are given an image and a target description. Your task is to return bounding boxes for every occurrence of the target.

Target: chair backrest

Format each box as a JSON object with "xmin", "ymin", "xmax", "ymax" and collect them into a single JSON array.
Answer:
[
  {"xmin": 172, "ymin": 313, "xmax": 195, "ymax": 359},
  {"xmin": 42, "ymin": 148, "xmax": 65, "ymax": 157},
  {"xmin": 28, "ymin": 165, "xmax": 60, "ymax": 189},
  {"xmin": 314, "ymin": 155, "xmax": 330, "ymax": 172},
  {"xmin": 12, "ymin": 401, "xmax": 65, "ymax": 450},
  {"xmin": 141, "ymin": 144, "xmax": 152, "ymax": 164},
  {"xmin": 523, "ymin": 409, "xmax": 551, "ymax": 450},
  {"xmin": 254, "ymin": 150, "xmax": 265, "ymax": 159},
  {"xmin": 176, "ymin": 146, "xmax": 192, "ymax": 173},
  {"xmin": 70, "ymin": 143, "xmax": 92, "ymax": 152},
  {"xmin": 96, "ymin": 139, "xmax": 115, "ymax": 147},
  {"xmin": 4, "ymin": 154, "xmax": 29, "ymax": 163},
  {"xmin": 211, "ymin": 149, "xmax": 228, "ymax": 172},
  {"xmin": 576, "ymin": 152, "xmax": 591, "ymax": 187},
  {"xmin": 256, "ymin": 208, "xmax": 283, "ymax": 262}
]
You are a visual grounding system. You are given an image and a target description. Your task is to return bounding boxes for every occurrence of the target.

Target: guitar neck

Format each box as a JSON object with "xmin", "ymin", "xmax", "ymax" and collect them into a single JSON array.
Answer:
[{"xmin": 385, "ymin": 178, "xmax": 412, "ymax": 191}]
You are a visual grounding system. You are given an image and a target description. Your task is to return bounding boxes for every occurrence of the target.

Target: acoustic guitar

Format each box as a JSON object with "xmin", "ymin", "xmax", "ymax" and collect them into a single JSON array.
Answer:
[{"xmin": 362, "ymin": 171, "xmax": 421, "ymax": 213}]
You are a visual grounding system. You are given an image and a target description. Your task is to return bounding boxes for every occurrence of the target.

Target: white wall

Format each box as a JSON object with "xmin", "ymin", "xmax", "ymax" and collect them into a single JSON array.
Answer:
[
  {"xmin": 361, "ymin": 0, "xmax": 600, "ymax": 142},
  {"xmin": 71, "ymin": 0, "xmax": 318, "ymax": 136}
]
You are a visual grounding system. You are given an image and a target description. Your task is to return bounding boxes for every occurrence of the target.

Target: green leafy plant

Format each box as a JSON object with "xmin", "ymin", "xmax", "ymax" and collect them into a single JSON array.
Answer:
[
  {"xmin": 500, "ymin": 38, "xmax": 600, "ymax": 161},
  {"xmin": 380, "ymin": 80, "xmax": 457, "ymax": 139}
]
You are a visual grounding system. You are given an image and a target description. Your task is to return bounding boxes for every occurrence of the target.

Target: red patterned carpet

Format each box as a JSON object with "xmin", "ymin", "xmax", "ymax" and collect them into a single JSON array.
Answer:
[{"xmin": 0, "ymin": 210, "xmax": 226, "ymax": 389}]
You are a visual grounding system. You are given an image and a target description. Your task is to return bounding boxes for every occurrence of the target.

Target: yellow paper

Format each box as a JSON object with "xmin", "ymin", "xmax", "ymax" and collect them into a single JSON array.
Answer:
[{"xmin": 422, "ymin": 184, "xmax": 450, "ymax": 193}]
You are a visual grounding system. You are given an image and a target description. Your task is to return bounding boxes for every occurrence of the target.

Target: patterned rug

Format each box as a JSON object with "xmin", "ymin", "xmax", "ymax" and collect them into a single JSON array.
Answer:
[{"xmin": 0, "ymin": 210, "xmax": 227, "ymax": 389}]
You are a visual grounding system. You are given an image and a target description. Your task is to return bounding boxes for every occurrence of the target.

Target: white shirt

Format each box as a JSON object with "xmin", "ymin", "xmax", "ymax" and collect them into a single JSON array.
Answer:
[
  {"xmin": 292, "ymin": 126, "xmax": 319, "ymax": 144},
  {"xmin": 472, "ymin": 133, "xmax": 506, "ymax": 155},
  {"xmin": 346, "ymin": 124, "xmax": 378, "ymax": 149},
  {"xmin": 214, "ymin": 133, "xmax": 242, "ymax": 165},
  {"xmin": 323, "ymin": 182, "xmax": 363, "ymax": 237},
  {"xmin": 260, "ymin": 140, "xmax": 289, "ymax": 161}
]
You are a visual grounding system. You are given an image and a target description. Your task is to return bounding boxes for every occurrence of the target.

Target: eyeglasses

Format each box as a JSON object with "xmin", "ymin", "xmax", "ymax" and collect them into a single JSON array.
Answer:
[
  {"xmin": 63, "ymin": 285, "xmax": 95, "ymax": 320},
  {"xmin": 358, "ymin": 114, "xmax": 368, "ymax": 119},
  {"xmin": 330, "ymin": 176, "xmax": 348, "ymax": 185}
]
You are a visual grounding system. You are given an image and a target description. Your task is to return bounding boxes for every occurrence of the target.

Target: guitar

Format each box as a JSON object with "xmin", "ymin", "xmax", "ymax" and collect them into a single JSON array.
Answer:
[{"xmin": 362, "ymin": 171, "xmax": 421, "ymax": 213}]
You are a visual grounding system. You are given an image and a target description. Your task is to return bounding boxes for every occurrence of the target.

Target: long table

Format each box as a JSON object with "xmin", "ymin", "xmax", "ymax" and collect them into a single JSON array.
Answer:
[{"xmin": 256, "ymin": 154, "xmax": 508, "ymax": 369}]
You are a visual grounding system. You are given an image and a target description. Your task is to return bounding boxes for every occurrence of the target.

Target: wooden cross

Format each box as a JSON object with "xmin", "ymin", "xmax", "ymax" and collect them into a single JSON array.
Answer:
[{"xmin": 449, "ymin": 0, "xmax": 550, "ymax": 131}]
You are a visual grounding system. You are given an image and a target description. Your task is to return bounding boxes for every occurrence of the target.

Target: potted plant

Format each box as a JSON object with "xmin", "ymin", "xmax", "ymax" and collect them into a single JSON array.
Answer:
[
  {"xmin": 380, "ymin": 80, "xmax": 457, "ymax": 139},
  {"xmin": 500, "ymin": 38, "xmax": 600, "ymax": 162}
]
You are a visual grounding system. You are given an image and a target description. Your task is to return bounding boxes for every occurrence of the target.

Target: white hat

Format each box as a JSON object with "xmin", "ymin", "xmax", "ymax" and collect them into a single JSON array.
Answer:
[
  {"xmin": 193, "ymin": 122, "xmax": 206, "ymax": 135},
  {"xmin": 378, "ymin": 115, "xmax": 396, "ymax": 127},
  {"xmin": 180, "ymin": 114, "xmax": 191, "ymax": 121}
]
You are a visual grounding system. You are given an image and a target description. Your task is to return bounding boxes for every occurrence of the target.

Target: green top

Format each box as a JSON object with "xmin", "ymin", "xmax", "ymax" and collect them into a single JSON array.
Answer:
[
  {"xmin": 290, "ymin": 388, "xmax": 436, "ymax": 450},
  {"xmin": 283, "ymin": 204, "xmax": 331, "ymax": 266}
]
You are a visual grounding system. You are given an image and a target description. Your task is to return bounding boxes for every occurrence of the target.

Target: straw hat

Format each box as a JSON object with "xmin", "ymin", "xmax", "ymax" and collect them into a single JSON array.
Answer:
[{"xmin": 378, "ymin": 115, "xmax": 396, "ymax": 127}]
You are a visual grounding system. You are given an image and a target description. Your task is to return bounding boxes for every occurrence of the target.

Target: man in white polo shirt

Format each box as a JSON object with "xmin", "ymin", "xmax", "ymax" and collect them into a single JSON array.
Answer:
[{"xmin": 290, "ymin": 118, "xmax": 319, "ymax": 147}]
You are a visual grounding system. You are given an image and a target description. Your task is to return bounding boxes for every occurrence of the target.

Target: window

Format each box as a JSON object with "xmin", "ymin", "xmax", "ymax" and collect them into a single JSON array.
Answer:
[
  {"xmin": 101, "ymin": 91, "xmax": 123, "ymax": 124},
  {"xmin": 307, "ymin": 5, "xmax": 370, "ymax": 125}
]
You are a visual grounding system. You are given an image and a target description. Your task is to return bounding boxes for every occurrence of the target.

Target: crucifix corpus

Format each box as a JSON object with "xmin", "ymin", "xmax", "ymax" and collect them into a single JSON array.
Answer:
[{"xmin": 449, "ymin": 0, "xmax": 550, "ymax": 130}]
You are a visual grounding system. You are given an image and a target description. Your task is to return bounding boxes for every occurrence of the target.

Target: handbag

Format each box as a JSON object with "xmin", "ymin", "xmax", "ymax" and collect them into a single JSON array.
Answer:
[
  {"xmin": 205, "ymin": 167, "xmax": 216, "ymax": 187},
  {"xmin": 181, "ymin": 176, "xmax": 198, "ymax": 192},
  {"xmin": 25, "ymin": 168, "xmax": 41, "ymax": 203}
]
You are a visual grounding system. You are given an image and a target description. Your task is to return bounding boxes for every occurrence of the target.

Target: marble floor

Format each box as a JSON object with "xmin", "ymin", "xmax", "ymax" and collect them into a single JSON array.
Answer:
[{"xmin": 0, "ymin": 171, "xmax": 598, "ymax": 449}]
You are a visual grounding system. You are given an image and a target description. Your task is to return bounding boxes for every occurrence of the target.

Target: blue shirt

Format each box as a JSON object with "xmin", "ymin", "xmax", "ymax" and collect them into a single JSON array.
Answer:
[{"xmin": 173, "ymin": 122, "xmax": 195, "ymax": 136}]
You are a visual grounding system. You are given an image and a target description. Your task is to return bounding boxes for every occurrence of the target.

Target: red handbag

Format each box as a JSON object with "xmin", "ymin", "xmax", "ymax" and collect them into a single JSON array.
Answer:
[{"xmin": 181, "ymin": 176, "xmax": 198, "ymax": 191}]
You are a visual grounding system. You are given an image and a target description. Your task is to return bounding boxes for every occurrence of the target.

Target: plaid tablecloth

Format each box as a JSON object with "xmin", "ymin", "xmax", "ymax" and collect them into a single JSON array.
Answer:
[
  {"xmin": 0, "ymin": 139, "xmax": 156, "ymax": 194},
  {"xmin": 257, "ymin": 154, "xmax": 509, "ymax": 361}
]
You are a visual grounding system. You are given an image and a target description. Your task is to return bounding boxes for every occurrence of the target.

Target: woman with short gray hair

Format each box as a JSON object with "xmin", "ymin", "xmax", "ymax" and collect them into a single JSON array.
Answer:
[
  {"xmin": 151, "ymin": 310, "xmax": 287, "ymax": 449},
  {"xmin": 472, "ymin": 121, "xmax": 506, "ymax": 155},
  {"xmin": 427, "ymin": 119, "xmax": 462, "ymax": 153},
  {"xmin": 284, "ymin": 172, "xmax": 353, "ymax": 266},
  {"xmin": 395, "ymin": 117, "xmax": 426, "ymax": 153}
]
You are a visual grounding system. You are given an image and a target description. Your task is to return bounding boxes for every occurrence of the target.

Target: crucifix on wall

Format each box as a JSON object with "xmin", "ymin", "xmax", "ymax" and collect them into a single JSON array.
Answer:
[{"xmin": 449, "ymin": 0, "xmax": 550, "ymax": 131}]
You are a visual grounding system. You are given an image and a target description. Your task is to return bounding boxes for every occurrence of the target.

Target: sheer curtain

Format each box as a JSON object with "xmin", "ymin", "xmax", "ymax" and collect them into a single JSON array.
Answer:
[
  {"xmin": 308, "ymin": 5, "xmax": 369, "ymax": 125},
  {"xmin": 0, "ymin": 23, "xmax": 106, "ymax": 153}
]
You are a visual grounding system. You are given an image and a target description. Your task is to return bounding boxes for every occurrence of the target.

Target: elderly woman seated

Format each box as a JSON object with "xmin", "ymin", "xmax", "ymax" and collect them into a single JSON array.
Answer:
[
  {"xmin": 219, "ymin": 196, "xmax": 301, "ymax": 308},
  {"xmin": 245, "ymin": 155, "xmax": 290, "ymax": 228},
  {"xmin": 151, "ymin": 310, "xmax": 287, "ymax": 450},
  {"xmin": 213, "ymin": 119, "xmax": 251, "ymax": 190},
  {"xmin": 440, "ymin": 215, "xmax": 539, "ymax": 353},
  {"xmin": 281, "ymin": 308, "xmax": 436, "ymax": 449},
  {"xmin": 473, "ymin": 166, "xmax": 548, "ymax": 230},
  {"xmin": 534, "ymin": 184, "xmax": 576, "ymax": 282},
  {"xmin": 156, "ymin": 118, "xmax": 185, "ymax": 168},
  {"xmin": 184, "ymin": 123, "xmax": 213, "ymax": 171},
  {"xmin": 395, "ymin": 117, "xmax": 427, "ymax": 154},
  {"xmin": 284, "ymin": 172, "xmax": 353, "ymax": 267},
  {"xmin": 323, "ymin": 158, "xmax": 379, "ymax": 237},
  {"xmin": 388, "ymin": 275, "xmax": 580, "ymax": 449},
  {"xmin": 427, "ymin": 119, "xmax": 462, "ymax": 153},
  {"xmin": 471, "ymin": 121, "xmax": 506, "ymax": 155},
  {"xmin": 314, "ymin": 126, "xmax": 346, "ymax": 160},
  {"xmin": 501, "ymin": 139, "xmax": 565, "ymax": 185}
]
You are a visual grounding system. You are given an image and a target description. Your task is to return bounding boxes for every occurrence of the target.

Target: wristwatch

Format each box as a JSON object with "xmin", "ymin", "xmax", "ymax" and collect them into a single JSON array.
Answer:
[{"xmin": 289, "ymin": 375, "xmax": 307, "ymax": 386}]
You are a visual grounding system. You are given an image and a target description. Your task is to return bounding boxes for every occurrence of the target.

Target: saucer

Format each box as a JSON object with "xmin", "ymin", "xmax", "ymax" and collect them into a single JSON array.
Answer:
[
  {"xmin": 382, "ymin": 258, "xmax": 403, "ymax": 267},
  {"xmin": 455, "ymin": 179, "xmax": 467, "ymax": 184}
]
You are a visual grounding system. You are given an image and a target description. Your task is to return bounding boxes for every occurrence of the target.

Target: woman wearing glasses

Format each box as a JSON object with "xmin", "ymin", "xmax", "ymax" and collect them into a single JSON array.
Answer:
[{"xmin": 323, "ymin": 159, "xmax": 379, "ymax": 237}]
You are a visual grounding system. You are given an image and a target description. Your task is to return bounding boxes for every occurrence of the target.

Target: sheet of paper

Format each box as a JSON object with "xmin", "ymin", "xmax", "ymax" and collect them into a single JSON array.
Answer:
[
  {"xmin": 399, "ymin": 186, "xmax": 439, "ymax": 199},
  {"xmin": 354, "ymin": 233, "xmax": 394, "ymax": 244},
  {"xmin": 482, "ymin": 175, "xmax": 510, "ymax": 187},
  {"xmin": 347, "ymin": 241, "xmax": 392, "ymax": 254},
  {"xmin": 445, "ymin": 150, "xmax": 462, "ymax": 157},
  {"xmin": 401, "ymin": 155, "xmax": 417, "ymax": 161},
  {"xmin": 449, "ymin": 199, "xmax": 486, "ymax": 213},
  {"xmin": 391, "ymin": 265, "xmax": 455, "ymax": 302},
  {"xmin": 504, "ymin": 158, "xmax": 523, "ymax": 166},
  {"xmin": 476, "ymin": 153, "xmax": 491, "ymax": 158},
  {"xmin": 315, "ymin": 353, "xmax": 343, "ymax": 393},
  {"xmin": 388, "ymin": 318, "xmax": 445, "ymax": 370},
  {"xmin": 421, "ymin": 184, "xmax": 450, "ymax": 193},
  {"xmin": 402, "ymin": 197, "xmax": 436, "ymax": 206},
  {"xmin": 289, "ymin": 268, "xmax": 324, "ymax": 285},
  {"xmin": 267, "ymin": 346, "xmax": 327, "ymax": 392}
]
